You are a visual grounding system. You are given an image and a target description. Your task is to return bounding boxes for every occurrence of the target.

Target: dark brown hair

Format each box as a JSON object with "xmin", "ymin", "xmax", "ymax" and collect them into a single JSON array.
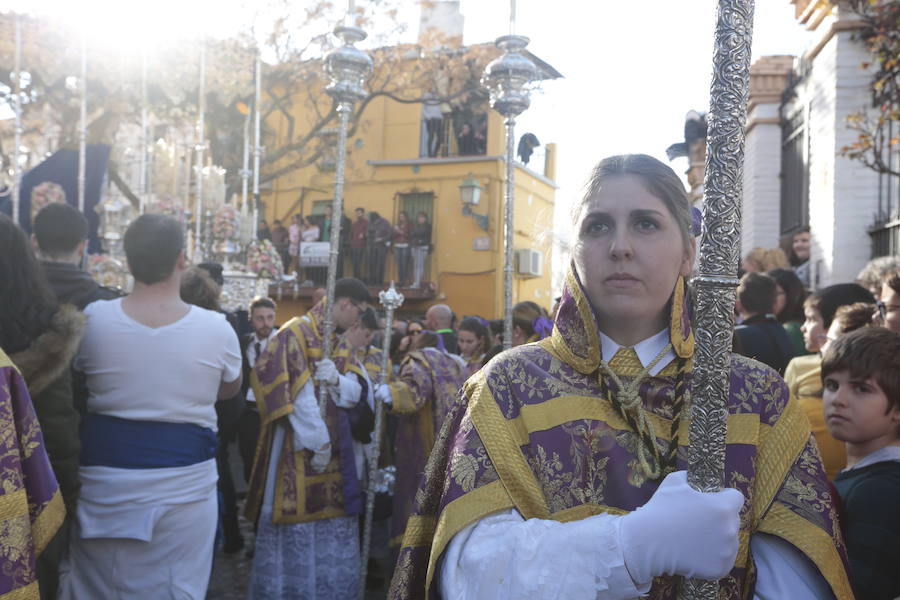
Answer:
[
  {"xmin": 512, "ymin": 301, "xmax": 543, "ymax": 339},
  {"xmin": 832, "ymin": 302, "xmax": 877, "ymax": 335},
  {"xmin": 804, "ymin": 283, "xmax": 876, "ymax": 329},
  {"xmin": 822, "ymin": 327, "xmax": 900, "ymax": 412},
  {"xmin": 737, "ymin": 272, "xmax": 777, "ymax": 316},
  {"xmin": 249, "ymin": 296, "xmax": 277, "ymax": 313},
  {"xmin": 180, "ymin": 267, "xmax": 221, "ymax": 312},
  {"xmin": 575, "ymin": 154, "xmax": 692, "ymax": 250}
]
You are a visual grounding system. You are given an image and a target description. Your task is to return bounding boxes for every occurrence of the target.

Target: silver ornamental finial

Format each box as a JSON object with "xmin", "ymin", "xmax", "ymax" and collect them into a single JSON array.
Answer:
[
  {"xmin": 481, "ymin": 34, "xmax": 538, "ymax": 118},
  {"xmin": 325, "ymin": 25, "xmax": 374, "ymax": 105},
  {"xmin": 379, "ymin": 281, "xmax": 405, "ymax": 311}
]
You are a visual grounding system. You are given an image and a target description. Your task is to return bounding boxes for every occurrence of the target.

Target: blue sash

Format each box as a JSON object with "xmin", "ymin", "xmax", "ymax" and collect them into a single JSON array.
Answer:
[{"xmin": 80, "ymin": 413, "xmax": 217, "ymax": 469}]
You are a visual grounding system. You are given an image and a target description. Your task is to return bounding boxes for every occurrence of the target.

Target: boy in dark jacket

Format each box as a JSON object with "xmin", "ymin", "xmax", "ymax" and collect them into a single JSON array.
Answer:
[{"xmin": 823, "ymin": 327, "xmax": 900, "ymax": 600}]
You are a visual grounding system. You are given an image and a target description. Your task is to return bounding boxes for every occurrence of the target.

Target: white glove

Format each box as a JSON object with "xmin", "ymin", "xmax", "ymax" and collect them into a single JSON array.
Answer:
[
  {"xmin": 310, "ymin": 443, "xmax": 332, "ymax": 473},
  {"xmin": 374, "ymin": 383, "xmax": 393, "ymax": 406},
  {"xmin": 314, "ymin": 358, "xmax": 339, "ymax": 386},
  {"xmin": 620, "ymin": 470, "xmax": 743, "ymax": 583}
]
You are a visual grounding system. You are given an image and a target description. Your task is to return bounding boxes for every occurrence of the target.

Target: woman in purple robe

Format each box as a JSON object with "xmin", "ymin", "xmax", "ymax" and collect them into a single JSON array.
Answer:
[
  {"xmin": 386, "ymin": 331, "xmax": 466, "ymax": 553},
  {"xmin": 389, "ymin": 154, "xmax": 852, "ymax": 599}
]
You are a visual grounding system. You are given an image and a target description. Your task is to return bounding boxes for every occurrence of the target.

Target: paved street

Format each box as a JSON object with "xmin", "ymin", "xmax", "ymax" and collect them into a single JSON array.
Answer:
[{"xmin": 206, "ymin": 442, "xmax": 391, "ymax": 600}]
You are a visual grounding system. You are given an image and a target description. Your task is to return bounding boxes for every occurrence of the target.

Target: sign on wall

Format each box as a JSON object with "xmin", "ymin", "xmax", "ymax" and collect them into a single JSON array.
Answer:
[{"xmin": 300, "ymin": 242, "xmax": 330, "ymax": 267}]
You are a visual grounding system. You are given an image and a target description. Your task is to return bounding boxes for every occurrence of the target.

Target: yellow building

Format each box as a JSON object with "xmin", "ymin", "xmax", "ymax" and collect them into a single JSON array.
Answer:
[{"xmin": 263, "ymin": 53, "xmax": 560, "ymax": 322}]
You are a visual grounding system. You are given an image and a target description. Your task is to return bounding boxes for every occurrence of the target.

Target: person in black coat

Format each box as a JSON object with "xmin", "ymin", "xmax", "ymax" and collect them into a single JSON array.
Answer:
[
  {"xmin": 238, "ymin": 297, "xmax": 279, "ymax": 484},
  {"xmin": 733, "ymin": 272, "xmax": 797, "ymax": 375},
  {"xmin": 32, "ymin": 203, "xmax": 122, "ymax": 309}
]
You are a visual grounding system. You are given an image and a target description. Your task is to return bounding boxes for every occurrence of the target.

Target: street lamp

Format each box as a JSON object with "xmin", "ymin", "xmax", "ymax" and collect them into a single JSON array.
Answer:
[
  {"xmin": 482, "ymin": 34, "xmax": 537, "ymax": 349},
  {"xmin": 459, "ymin": 173, "xmax": 488, "ymax": 231}
]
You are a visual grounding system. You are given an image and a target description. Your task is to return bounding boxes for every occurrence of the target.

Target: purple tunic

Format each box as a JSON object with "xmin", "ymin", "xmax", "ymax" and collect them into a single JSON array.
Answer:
[
  {"xmin": 0, "ymin": 350, "xmax": 65, "ymax": 597},
  {"xmin": 244, "ymin": 300, "xmax": 363, "ymax": 525},
  {"xmin": 388, "ymin": 348, "xmax": 466, "ymax": 547},
  {"xmin": 388, "ymin": 268, "xmax": 853, "ymax": 600}
]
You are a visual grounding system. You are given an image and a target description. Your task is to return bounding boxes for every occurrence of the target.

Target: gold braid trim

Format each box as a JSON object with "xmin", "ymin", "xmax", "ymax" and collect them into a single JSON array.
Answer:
[
  {"xmin": 751, "ymin": 395, "xmax": 810, "ymax": 528},
  {"xmin": 468, "ymin": 373, "xmax": 549, "ymax": 520},
  {"xmin": 0, "ymin": 349, "xmax": 16, "ymax": 372},
  {"xmin": 399, "ymin": 515, "xmax": 436, "ymax": 548},
  {"xmin": 424, "ymin": 480, "xmax": 514, "ymax": 592},
  {"xmin": 31, "ymin": 490, "xmax": 64, "ymax": 556},
  {"xmin": 501, "ymin": 394, "xmax": 761, "ymax": 447},
  {"xmin": 547, "ymin": 268, "xmax": 602, "ymax": 374},
  {"xmin": 757, "ymin": 502, "xmax": 853, "ymax": 600},
  {"xmin": 0, "ymin": 582, "xmax": 38, "ymax": 600},
  {"xmin": 388, "ymin": 382, "xmax": 418, "ymax": 415}
]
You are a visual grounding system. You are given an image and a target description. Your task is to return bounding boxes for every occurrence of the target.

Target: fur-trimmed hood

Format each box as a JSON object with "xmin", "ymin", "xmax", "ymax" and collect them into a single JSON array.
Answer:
[{"xmin": 10, "ymin": 304, "xmax": 85, "ymax": 396}]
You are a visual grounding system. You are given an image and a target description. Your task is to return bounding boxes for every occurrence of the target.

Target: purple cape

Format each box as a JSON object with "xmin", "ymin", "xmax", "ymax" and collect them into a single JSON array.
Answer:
[
  {"xmin": 388, "ymin": 267, "xmax": 853, "ymax": 600},
  {"xmin": 0, "ymin": 350, "xmax": 65, "ymax": 597},
  {"xmin": 244, "ymin": 300, "xmax": 363, "ymax": 524},
  {"xmin": 388, "ymin": 348, "xmax": 467, "ymax": 547}
]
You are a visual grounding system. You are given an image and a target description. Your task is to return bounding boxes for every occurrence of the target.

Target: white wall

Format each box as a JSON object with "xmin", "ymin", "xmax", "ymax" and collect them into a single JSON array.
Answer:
[
  {"xmin": 801, "ymin": 28, "xmax": 878, "ymax": 288},
  {"xmin": 742, "ymin": 102, "xmax": 783, "ymax": 253}
]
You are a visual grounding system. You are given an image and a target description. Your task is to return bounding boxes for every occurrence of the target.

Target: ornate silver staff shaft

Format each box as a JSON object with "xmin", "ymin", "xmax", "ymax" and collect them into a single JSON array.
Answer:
[
  {"xmin": 359, "ymin": 282, "xmax": 404, "ymax": 599},
  {"xmin": 682, "ymin": 1, "xmax": 755, "ymax": 599},
  {"xmin": 319, "ymin": 24, "xmax": 373, "ymax": 414},
  {"xmin": 482, "ymin": 34, "xmax": 537, "ymax": 350}
]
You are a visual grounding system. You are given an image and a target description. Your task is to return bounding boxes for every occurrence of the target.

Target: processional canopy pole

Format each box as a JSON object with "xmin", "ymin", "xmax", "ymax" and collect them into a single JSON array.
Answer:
[
  {"xmin": 78, "ymin": 30, "xmax": 87, "ymax": 213},
  {"xmin": 193, "ymin": 42, "xmax": 207, "ymax": 263},
  {"xmin": 682, "ymin": 1, "xmax": 755, "ymax": 599},
  {"xmin": 12, "ymin": 15, "xmax": 22, "ymax": 225},
  {"xmin": 319, "ymin": 14, "xmax": 373, "ymax": 409},
  {"xmin": 359, "ymin": 282, "xmax": 404, "ymax": 599},
  {"xmin": 252, "ymin": 50, "xmax": 262, "ymax": 236},
  {"xmin": 481, "ymin": 19, "xmax": 537, "ymax": 350}
]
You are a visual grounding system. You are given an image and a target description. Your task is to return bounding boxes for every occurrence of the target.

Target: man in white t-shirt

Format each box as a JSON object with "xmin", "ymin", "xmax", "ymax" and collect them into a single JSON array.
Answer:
[{"xmin": 59, "ymin": 214, "xmax": 242, "ymax": 600}]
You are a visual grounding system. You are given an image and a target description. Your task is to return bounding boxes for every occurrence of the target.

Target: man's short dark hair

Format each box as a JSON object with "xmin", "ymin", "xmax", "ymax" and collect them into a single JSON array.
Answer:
[
  {"xmin": 33, "ymin": 202, "xmax": 87, "ymax": 256},
  {"xmin": 805, "ymin": 283, "xmax": 876, "ymax": 329},
  {"xmin": 737, "ymin": 272, "xmax": 777, "ymax": 316},
  {"xmin": 334, "ymin": 277, "xmax": 372, "ymax": 304},
  {"xmin": 198, "ymin": 262, "xmax": 224, "ymax": 286},
  {"xmin": 822, "ymin": 327, "xmax": 900, "ymax": 412},
  {"xmin": 124, "ymin": 214, "xmax": 184, "ymax": 284},
  {"xmin": 249, "ymin": 296, "xmax": 277, "ymax": 313},
  {"xmin": 355, "ymin": 207, "xmax": 365, "ymax": 215}
]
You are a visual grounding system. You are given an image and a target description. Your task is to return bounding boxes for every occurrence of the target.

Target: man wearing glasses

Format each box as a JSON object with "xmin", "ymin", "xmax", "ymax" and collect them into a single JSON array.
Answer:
[{"xmin": 244, "ymin": 277, "xmax": 373, "ymax": 599}]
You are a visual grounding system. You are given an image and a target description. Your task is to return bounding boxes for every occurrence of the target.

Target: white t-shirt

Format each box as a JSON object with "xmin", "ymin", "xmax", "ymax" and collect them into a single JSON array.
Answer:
[{"xmin": 74, "ymin": 298, "xmax": 242, "ymax": 431}]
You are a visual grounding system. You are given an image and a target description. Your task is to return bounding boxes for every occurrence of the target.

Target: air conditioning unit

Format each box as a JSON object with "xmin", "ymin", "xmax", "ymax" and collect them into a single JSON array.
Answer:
[{"xmin": 515, "ymin": 248, "xmax": 543, "ymax": 278}]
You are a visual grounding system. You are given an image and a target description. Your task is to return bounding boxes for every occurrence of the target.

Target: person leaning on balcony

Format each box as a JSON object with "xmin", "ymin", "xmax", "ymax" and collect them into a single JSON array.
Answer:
[
  {"xmin": 368, "ymin": 211, "xmax": 392, "ymax": 286},
  {"xmin": 350, "ymin": 208, "xmax": 368, "ymax": 282},
  {"xmin": 393, "ymin": 211, "xmax": 412, "ymax": 287},
  {"xmin": 409, "ymin": 212, "xmax": 432, "ymax": 290}
]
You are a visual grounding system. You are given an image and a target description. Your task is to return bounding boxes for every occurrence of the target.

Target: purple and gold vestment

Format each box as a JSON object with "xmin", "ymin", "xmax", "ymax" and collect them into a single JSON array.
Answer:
[
  {"xmin": 0, "ymin": 349, "xmax": 65, "ymax": 598},
  {"xmin": 244, "ymin": 300, "xmax": 362, "ymax": 525},
  {"xmin": 388, "ymin": 347, "xmax": 466, "ymax": 547},
  {"xmin": 389, "ymin": 269, "xmax": 853, "ymax": 600}
]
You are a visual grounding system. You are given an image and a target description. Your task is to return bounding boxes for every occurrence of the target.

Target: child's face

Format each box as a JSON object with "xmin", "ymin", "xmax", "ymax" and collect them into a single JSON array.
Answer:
[
  {"xmin": 823, "ymin": 370, "xmax": 900, "ymax": 448},
  {"xmin": 801, "ymin": 307, "xmax": 826, "ymax": 353}
]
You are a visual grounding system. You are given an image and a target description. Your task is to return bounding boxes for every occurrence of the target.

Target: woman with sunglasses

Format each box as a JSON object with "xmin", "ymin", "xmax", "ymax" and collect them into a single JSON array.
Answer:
[{"xmin": 390, "ymin": 155, "xmax": 850, "ymax": 600}]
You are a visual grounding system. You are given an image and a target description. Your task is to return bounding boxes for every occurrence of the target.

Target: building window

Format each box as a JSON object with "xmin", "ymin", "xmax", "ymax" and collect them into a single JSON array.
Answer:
[
  {"xmin": 419, "ymin": 104, "xmax": 488, "ymax": 158},
  {"xmin": 780, "ymin": 102, "xmax": 809, "ymax": 236},
  {"xmin": 870, "ymin": 118, "xmax": 900, "ymax": 258}
]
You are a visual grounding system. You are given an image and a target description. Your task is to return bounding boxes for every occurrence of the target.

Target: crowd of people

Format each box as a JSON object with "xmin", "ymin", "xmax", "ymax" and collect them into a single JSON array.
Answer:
[
  {"xmin": 259, "ymin": 206, "xmax": 434, "ymax": 290},
  {"xmin": 1, "ymin": 153, "xmax": 899, "ymax": 600}
]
